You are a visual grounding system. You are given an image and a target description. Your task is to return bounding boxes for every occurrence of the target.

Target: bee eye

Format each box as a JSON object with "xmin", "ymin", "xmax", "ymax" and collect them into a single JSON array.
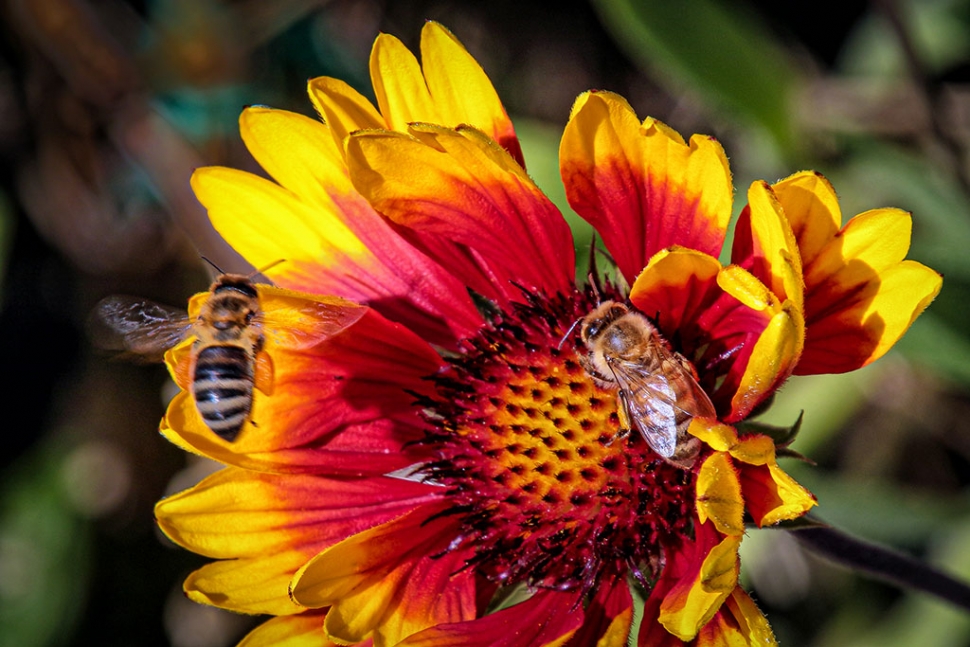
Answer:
[{"xmin": 584, "ymin": 322, "xmax": 601, "ymax": 339}]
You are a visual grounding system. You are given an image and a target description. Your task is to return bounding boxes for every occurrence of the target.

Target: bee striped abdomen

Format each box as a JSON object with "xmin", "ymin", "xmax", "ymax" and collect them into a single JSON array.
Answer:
[{"xmin": 192, "ymin": 345, "xmax": 254, "ymax": 441}]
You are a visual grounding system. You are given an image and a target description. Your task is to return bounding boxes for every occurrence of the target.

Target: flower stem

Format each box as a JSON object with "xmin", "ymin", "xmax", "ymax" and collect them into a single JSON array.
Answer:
[{"xmin": 791, "ymin": 523, "xmax": 970, "ymax": 612}]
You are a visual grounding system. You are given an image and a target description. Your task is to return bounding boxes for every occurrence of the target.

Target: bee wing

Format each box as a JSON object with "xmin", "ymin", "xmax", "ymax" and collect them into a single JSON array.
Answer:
[
  {"xmin": 610, "ymin": 353, "xmax": 715, "ymax": 458},
  {"xmin": 89, "ymin": 296, "xmax": 193, "ymax": 362},
  {"xmin": 259, "ymin": 298, "xmax": 367, "ymax": 350}
]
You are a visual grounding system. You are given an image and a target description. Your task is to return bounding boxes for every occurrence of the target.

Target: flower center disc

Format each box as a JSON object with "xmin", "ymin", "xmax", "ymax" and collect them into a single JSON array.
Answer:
[{"xmin": 421, "ymin": 290, "xmax": 696, "ymax": 591}]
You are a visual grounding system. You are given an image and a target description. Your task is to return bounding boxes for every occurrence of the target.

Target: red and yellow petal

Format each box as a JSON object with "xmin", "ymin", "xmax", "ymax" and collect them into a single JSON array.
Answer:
[
  {"xmin": 796, "ymin": 207, "xmax": 942, "ymax": 374},
  {"xmin": 238, "ymin": 610, "xmax": 347, "ymax": 647},
  {"xmin": 196, "ymin": 107, "xmax": 484, "ymax": 346},
  {"xmin": 399, "ymin": 588, "xmax": 585, "ymax": 647},
  {"xmin": 694, "ymin": 587, "xmax": 777, "ymax": 647},
  {"xmin": 162, "ymin": 296, "xmax": 443, "ymax": 475},
  {"xmin": 155, "ymin": 468, "xmax": 441, "ymax": 615},
  {"xmin": 310, "ymin": 22, "xmax": 522, "ymax": 166},
  {"xmin": 645, "ymin": 520, "xmax": 740, "ymax": 642},
  {"xmin": 419, "ymin": 22, "xmax": 523, "ymax": 166},
  {"xmin": 731, "ymin": 181, "xmax": 804, "ymax": 312},
  {"xmin": 291, "ymin": 503, "xmax": 476, "ymax": 646},
  {"xmin": 560, "ymin": 91, "xmax": 732, "ymax": 285},
  {"xmin": 346, "ymin": 124, "xmax": 575, "ymax": 300},
  {"xmin": 771, "ymin": 171, "xmax": 841, "ymax": 268},
  {"xmin": 691, "ymin": 422, "xmax": 817, "ymax": 527}
]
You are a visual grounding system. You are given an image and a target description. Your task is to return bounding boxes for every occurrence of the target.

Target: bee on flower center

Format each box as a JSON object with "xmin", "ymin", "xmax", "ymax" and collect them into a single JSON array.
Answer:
[{"xmin": 575, "ymin": 300, "xmax": 716, "ymax": 468}]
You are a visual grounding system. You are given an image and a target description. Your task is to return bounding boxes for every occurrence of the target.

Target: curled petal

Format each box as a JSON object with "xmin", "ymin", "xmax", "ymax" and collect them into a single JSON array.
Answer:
[
  {"xmin": 308, "ymin": 75, "xmax": 385, "ymax": 150},
  {"xmin": 731, "ymin": 180, "xmax": 804, "ymax": 312},
  {"xmin": 771, "ymin": 171, "xmax": 841, "ymax": 268},
  {"xmin": 696, "ymin": 451, "xmax": 744, "ymax": 537},
  {"xmin": 695, "ymin": 587, "xmax": 778, "ymax": 646},
  {"xmin": 658, "ymin": 526, "xmax": 741, "ymax": 641},
  {"xmin": 763, "ymin": 171, "xmax": 942, "ymax": 374},
  {"xmin": 739, "ymin": 462, "xmax": 817, "ymax": 527},
  {"xmin": 729, "ymin": 299, "xmax": 803, "ymax": 420},
  {"xmin": 561, "ymin": 91, "xmax": 732, "ymax": 284},
  {"xmin": 347, "ymin": 125, "xmax": 575, "ymax": 300}
]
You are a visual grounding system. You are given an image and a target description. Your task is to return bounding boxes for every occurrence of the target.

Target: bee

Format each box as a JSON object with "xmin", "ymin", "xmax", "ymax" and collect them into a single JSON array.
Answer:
[
  {"xmin": 91, "ymin": 268, "xmax": 362, "ymax": 441},
  {"xmin": 575, "ymin": 300, "xmax": 716, "ymax": 468}
]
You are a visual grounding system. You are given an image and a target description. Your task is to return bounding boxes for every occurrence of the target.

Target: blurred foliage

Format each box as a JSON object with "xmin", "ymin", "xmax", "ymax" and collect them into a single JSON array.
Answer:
[{"xmin": 1, "ymin": 0, "xmax": 970, "ymax": 645}]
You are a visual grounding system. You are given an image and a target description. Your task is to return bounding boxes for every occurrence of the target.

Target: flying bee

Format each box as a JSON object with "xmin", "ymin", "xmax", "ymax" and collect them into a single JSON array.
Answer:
[
  {"xmin": 92, "ymin": 266, "xmax": 363, "ymax": 441},
  {"xmin": 574, "ymin": 300, "xmax": 716, "ymax": 468}
]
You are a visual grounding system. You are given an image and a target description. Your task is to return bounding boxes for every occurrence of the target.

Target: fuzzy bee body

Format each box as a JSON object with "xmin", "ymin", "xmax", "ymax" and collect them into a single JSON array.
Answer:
[
  {"xmin": 576, "ymin": 300, "xmax": 716, "ymax": 468},
  {"xmin": 93, "ymin": 273, "xmax": 267, "ymax": 442}
]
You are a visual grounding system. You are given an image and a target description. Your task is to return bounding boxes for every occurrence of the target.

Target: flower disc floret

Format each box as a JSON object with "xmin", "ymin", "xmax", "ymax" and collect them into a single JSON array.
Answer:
[{"xmin": 419, "ymin": 289, "xmax": 697, "ymax": 591}]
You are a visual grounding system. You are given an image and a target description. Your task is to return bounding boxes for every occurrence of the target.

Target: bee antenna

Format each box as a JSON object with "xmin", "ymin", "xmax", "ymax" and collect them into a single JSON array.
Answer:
[
  {"xmin": 557, "ymin": 317, "xmax": 582, "ymax": 350},
  {"xmin": 200, "ymin": 256, "xmax": 225, "ymax": 274},
  {"xmin": 249, "ymin": 259, "xmax": 286, "ymax": 279}
]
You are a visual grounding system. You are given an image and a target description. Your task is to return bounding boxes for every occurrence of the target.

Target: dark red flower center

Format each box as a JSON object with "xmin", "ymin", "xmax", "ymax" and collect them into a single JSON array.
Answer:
[{"xmin": 419, "ymin": 288, "xmax": 697, "ymax": 592}]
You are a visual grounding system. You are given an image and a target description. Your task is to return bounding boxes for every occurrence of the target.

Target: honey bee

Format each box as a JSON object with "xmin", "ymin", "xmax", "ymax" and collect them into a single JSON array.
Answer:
[
  {"xmin": 92, "ymin": 270, "xmax": 363, "ymax": 441},
  {"xmin": 576, "ymin": 300, "xmax": 716, "ymax": 468}
]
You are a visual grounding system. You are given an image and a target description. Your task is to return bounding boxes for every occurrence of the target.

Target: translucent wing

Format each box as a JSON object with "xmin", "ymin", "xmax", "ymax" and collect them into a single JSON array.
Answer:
[
  {"xmin": 609, "ymin": 350, "xmax": 715, "ymax": 458},
  {"xmin": 89, "ymin": 295, "xmax": 193, "ymax": 362},
  {"xmin": 258, "ymin": 297, "xmax": 367, "ymax": 351}
]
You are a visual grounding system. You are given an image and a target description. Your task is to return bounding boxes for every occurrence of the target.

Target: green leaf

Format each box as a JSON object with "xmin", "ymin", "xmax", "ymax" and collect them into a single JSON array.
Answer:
[{"xmin": 592, "ymin": 0, "xmax": 798, "ymax": 153}]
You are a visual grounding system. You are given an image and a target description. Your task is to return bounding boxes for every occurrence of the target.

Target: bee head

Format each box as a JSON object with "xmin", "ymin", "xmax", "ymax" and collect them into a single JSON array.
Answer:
[
  {"xmin": 211, "ymin": 275, "xmax": 259, "ymax": 300},
  {"xmin": 580, "ymin": 301, "xmax": 629, "ymax": 342}
]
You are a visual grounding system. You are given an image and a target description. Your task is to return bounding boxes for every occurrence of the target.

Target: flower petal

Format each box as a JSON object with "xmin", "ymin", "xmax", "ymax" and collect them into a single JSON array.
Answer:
[
  {"xmin": 161, "ymin": 299, "xmax": 443, "ymax": 475},
  {"xmin": 695, "ymin": 587, "xmax": 778, "ymax": 647},
  {"xmin": 291, "ymin": 504, "xmax": 477, "ymax": 646},
  {"xmin": 729, "ymin": 298, "xmax": 803, "ymax": 419},
  {"xmin": 739, "ymin": 462, "xmax": 817, "ymax": 527},
  {"xmin": 399, "ymin": 589, "xmax": 585, "ymax": 647},
  {"xmin": 796, "ymin": 208, "xmax": 942, "ymax": 374},
  {"xmin": 657, "ymin": 523, "xmax": 741, "ymax": 641},
  {"xmin": 560, "ymin": 91, "xmax": 732, "ymax": 284},
  {"xmin": 347, "ymin": 125, "xmax": 575, "ymax": 299},
  {"xmin": 154, "ymin": 468, "xmax": 440, "ymax": 614},
  {"xmin": 238, "ymin": 610, "xmax": 345, "ymax": 647},
  {"xmin": 566, "ymin": 576, "xmax": 633, "ymax": 647},
  {"xmin": 420, "ymin": 22, "xmax": 523, "ymax": 166},
  {"xmin": 731, "ymin": 180, "xmax": 804, "ymax": 312},
  {"xmin": 696, "ymin": 451, "xmax": 744, "ymax": 537},
  {"xmin": 770, "ymin": 170, "xmax": 841, "ymax": 268},
  {"xmin": 308, "ymin": 75, "xmax": 385, "ymax": 150},
  {"xmin": 199, "ymin": 107, "xmax": 484, "ymax": 345},
  {"xmin": 369, "ymin": 31, "xmax": 437, "ymax": 131},
  {"xmin": 182, "ymin": 553, "xmax": 311, "ymax": 615}
]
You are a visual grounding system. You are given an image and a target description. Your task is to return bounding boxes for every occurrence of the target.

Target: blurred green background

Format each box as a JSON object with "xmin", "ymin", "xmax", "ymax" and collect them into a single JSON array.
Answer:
[{"xmin": 1, "ymin": 0, "xmax": 969, "ymax": 645}]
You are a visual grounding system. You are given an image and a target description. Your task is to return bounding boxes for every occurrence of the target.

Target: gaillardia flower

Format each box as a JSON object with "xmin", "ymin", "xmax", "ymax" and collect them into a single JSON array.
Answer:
[{"xmin": 154, "ymin": 22, "xmax": 942, "ymax": 646}]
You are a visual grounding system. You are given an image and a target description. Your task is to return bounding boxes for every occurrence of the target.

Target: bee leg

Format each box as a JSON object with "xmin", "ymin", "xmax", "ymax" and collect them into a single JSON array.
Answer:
[
  {"xmin": 604, "ymin": 390, "xmax": 633, "ymax": 446},
  {"xmin": 254, "ymin": 350, "xmax": 275, "ymax": 396}
]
